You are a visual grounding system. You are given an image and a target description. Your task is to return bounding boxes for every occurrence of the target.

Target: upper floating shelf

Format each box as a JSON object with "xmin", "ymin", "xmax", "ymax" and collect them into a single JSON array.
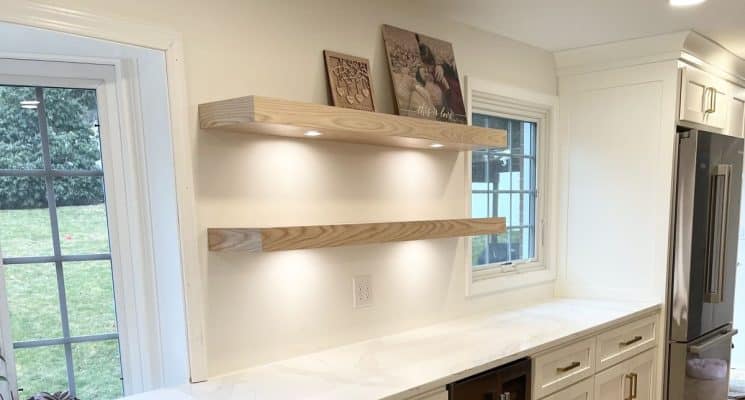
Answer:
[
  {"xmin": 208, "ymin": 217, "xmax": 506, "ymax": 253},
  {"xmin": 198, "ymin": 96, "xmax": 507, "ymax": 151}
]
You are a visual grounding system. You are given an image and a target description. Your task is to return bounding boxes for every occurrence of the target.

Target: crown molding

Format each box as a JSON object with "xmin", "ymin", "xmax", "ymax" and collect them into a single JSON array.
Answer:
[{"xmin": 554, "ymin": 31, "xmax": 745, "ymax": 87}]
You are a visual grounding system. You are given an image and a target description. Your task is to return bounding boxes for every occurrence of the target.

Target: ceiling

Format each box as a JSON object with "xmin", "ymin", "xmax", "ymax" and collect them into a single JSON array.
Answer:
[{"xmin": 415, "ymin": 0, "xmax": 745, "ymax": 58}]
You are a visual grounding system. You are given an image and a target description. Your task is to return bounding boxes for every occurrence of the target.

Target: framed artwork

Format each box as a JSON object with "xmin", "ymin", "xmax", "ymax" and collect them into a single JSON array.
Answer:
[
  {"xmin": 323, "ymin": 50, "xmax": 375, "ymax": 112},
  {"xmin": 381, "ymin": 25, "xmax": 466, "ymax": 124}
]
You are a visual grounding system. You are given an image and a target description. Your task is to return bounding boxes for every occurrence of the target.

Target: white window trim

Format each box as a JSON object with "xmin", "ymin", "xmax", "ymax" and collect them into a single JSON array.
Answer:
[
  {"xmin": 0, "ymin": 56, "xmax": 177, "ymax": 396},
  {"xmin": 464, "ymin": 76, "xmax": 559, "ymax": 296},
  {"xmin": 0, "ymin": 4, "xmax": 208, "ymax": 385}
]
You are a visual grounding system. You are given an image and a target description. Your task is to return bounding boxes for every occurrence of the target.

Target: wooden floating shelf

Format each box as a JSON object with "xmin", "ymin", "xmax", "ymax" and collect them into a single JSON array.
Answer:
[
  {"xmin": 208, "ymin": 217, "xmax": 506, "ymax": 252},
  {"xmin": 199, "ymin": 96, "xmax": 507, "ymax": 151}
]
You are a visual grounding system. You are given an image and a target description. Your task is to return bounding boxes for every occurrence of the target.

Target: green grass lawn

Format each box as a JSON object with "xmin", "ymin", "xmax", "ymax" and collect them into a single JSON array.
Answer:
[{"xmin": 0, "ymin": 204, "xmax": 122, "ymax": 399}]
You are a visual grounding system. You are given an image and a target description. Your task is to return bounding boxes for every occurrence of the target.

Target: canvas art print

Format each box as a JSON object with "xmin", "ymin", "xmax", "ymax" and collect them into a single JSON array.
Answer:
[
  {"xmin": 382, "ymin": 25, "xmax": 466, "ymax": 124},
  {"xmin": 324, "ymin": 50, "xmax": 375, "ymax": 112}
]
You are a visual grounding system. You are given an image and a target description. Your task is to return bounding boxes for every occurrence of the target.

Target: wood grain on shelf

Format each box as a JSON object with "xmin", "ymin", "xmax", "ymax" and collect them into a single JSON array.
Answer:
[
  {"xmin": 208, "ymin": 217, "xmax": 506, "ymax": 252},
  {"xmin": 199, "ymin": 96, "xmax": 507, "ymax": 150}
]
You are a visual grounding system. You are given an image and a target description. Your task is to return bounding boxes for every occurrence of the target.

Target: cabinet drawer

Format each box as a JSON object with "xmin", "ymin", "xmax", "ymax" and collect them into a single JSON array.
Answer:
[
  {"xmin": 534, "ymin": 338, "xmax": 596, "ymax": 399},
  {"xmin": 542, "ymin": 378, "xmax": 593, "ymax": 400},
  {"xmin": 595, "ymin": 315, "xmax": 657, "ymax": 371}
]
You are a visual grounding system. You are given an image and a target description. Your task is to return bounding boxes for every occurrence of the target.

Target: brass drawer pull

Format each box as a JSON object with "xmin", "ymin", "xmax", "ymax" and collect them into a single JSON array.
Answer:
[
  {"xmin": 620, "ymin": 335, "xmax": 643, "ymax": 346},
  {"xmin": 556, "ymin": 361, "xmax": 581, "ymax": 373}
]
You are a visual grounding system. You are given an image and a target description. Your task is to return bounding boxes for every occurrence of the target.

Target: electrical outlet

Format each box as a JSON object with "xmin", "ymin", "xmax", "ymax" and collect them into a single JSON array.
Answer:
[{"xmin": 353, "ymin": 275, "xmax": 373, "ymax": 308}]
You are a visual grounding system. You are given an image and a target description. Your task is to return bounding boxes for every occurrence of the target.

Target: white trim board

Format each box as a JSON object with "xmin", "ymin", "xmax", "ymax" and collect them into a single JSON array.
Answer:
[{"xmin": 0, "ymin": 5, "xmax": 207, "ymax": 388}]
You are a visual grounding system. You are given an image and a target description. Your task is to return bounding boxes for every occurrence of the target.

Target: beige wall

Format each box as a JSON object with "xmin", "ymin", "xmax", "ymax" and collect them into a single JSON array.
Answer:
[{"xmin": 44, "ymin": 0, "xmax": 558, "ymax": 376}]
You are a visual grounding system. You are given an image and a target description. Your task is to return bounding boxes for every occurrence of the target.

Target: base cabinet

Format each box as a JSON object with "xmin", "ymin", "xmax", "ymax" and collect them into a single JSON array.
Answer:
[
  {"xmin": 594, "ymin": 349, "xmax": 656, "ymax": 400},
  {"xmin": 543, "ymin": 378, "xmax": 593, "ymax": 400}
]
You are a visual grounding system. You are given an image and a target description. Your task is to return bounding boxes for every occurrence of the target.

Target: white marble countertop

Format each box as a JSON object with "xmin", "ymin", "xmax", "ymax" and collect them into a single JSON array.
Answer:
[{"xmin": 125, "ymin": 298, "xmax": 661, "ymax": 400}]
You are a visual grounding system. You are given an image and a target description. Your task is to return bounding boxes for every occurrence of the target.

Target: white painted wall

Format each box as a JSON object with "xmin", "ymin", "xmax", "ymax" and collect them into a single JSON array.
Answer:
[{"xmin": 30, "ymin": 0, "xmax": 558, "ymax": 376}]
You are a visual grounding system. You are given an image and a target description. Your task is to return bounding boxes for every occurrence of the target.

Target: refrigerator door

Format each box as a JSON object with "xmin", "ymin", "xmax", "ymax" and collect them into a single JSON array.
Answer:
[
  {"xmin": 669, "ymin": 130, "xmax": 743, "ymax": 342},
  {"xmin": 667, "ymin": 326, "xmax": 738, "ymax": 400}
]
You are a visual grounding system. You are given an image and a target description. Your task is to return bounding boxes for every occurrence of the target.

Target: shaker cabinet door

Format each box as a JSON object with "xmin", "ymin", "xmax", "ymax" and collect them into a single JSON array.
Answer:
[
  {"xmin": 594, "ymin": 360, "xmax": 628, "ymax": 400},
  {"xmin": 626, "ymin": 349, "xmax": 656, "ymax": 400},
  {"xmin": 680, "ymin": 66, "xmax": 730, "ymax": 130},
  {"xmin": 544, "ymin": 378, "xmax": 594, "ymax": 400},
  {"xmin": 593, "ymin": 349, "xmax": 656, "ymax": 400},
  {"xmin": 728, "ymin": 86, "xmax": 745, "ymax": 137}
]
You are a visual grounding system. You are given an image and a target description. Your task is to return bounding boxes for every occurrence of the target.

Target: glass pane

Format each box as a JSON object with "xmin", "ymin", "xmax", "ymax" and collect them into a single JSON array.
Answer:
[
  {"xmin": 72, "ymin": 340, "xmax": 123, "ymax": 400},
  {"xmin": 15, "ymin": 345, "xmax": 68, "ymax": 395},
  {"xmin": 509, "ymin": 120, "xmax": 525, "ymax": 155},
  {"xmin": 471, "ymin": 150, "xmax": 489, "ymax": 191},
  {"xmin": 521, "ymin": 193, "xmax": 536, "ymax": 227},
  {"xmin": 509, "ymin": 228, "xmax": 524, "ymax": 261},
  {"xmin": 490, "ymin": 156, "xmax": 511, "ymax": 191},
  {"xmin": 5, "ymin": 263, "xmax": 62, "ymax": 341},
  {"xmin": 0, "ymin": 176, "xmax": 53, "ymax": 257},
  {"xmin": 54, "ymin": 176, "xmax": 109, "ymax": 255},
  {"xmin": 44, "ymin": 87, "xmax": 102, "ymax": 171},
  {"xmin": 524, "ymin": 227, "xmax": 535, "ymax": 259},
  {"xmin": 65, "ymin": 260, "xmax": 117, "ymax": 336},
  {"xmin": 520, "ymin": 157, "xmax": 535, "ymax": 191},
  {"xmin": 487, "ymin": 232, "xmax": 510, "ymax": 264},
  {"xmin": 496, "ymin": 192, "xmax": 510, "ymax": 225},
  {"xmin": 471, "ymin": 192, "xmax": 490, "ymax": 218},
  {"xmin": 0, "ymin": 85, "xmax": 43, "ymax": 170},
  {"xmin": 472, "ymin": 235, "xmax": 487, "ymax": 265},
  {"xmin": 524, "ymin": 122, "xmax": 537, "ymax": 157}
]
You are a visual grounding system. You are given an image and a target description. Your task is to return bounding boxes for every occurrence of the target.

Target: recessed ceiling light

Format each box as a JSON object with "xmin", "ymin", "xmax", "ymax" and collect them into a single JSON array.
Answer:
[
  {"xmin": 670, "ymin": 0, "xmax": 706, "ymax": 7},
  {"xmin": 304, "ymin": 130, "xmax": 322, "ymax": 137},
  {"xmin": 20, "ymin": 100, "xmax": 40, "ymax": 105},
  {"xmin": 21, "ymin": 104, "xmax": 38, "ymax": 109},
  {"xmin": 430, "ymin": 143, "xmax": 444, "ymax": 148}
]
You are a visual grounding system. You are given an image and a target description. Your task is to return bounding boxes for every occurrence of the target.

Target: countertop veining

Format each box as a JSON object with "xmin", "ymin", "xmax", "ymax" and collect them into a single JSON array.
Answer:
[{"xmin": 125, "ymin": 298, "xmax": 661, "ymax": 400}]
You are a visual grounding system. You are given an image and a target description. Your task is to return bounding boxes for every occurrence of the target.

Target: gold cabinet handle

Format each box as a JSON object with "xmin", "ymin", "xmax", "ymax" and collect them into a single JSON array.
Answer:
[
  {"xmin": 624, "ymin": 373, "xmax": 638, "ymax": 400},
  {"xmin": 556, "ymin": 361, "xmax": 581, "ymax": 373},
  {"xmin": 704, "ymin": 87, "xmax": 719, "ymax": 114},
  {"xmin": 620, "ymin": 335, "xmax": 643, "ymax": 346},
  {"xmin": 704, "ymin": 87, "xmax": 716, "ymax": 114}
]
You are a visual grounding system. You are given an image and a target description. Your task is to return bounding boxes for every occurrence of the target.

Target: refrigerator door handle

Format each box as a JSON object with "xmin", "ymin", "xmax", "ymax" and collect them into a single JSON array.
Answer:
[
  {"xmin": 705, "ymin": 164, "xmax": 732, "ymax": 303},
  {"xmin": 688, "ymin": 328, "xmax": 738, "ymax": 354}
]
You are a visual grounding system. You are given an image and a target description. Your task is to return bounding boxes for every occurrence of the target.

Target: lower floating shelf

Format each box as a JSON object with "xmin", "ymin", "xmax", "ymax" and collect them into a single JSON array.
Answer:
[{"xmin": 208, "ymin": 217, "xmax": 506, "ymax": 252}]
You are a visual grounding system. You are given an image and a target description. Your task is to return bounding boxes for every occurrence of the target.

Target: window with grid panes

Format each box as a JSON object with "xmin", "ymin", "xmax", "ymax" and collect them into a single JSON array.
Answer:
[
  {"xmin": 471, "ymin": 114, "xmax": 537, "ymax": 268},
  {"xmin": 0, "ymin": 85, "xmax": 123, "ymax": 399}
]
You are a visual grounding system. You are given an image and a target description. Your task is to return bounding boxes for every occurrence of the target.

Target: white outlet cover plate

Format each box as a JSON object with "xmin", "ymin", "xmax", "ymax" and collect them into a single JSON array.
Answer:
[{"xmin": 353, "ymin": 275, "xmax": 372, "ymax": 308}]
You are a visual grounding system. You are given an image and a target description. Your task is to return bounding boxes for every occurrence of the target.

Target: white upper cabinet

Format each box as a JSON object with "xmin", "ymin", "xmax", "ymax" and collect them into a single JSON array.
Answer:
[
  {"xmin": 679, "ymin": 66, "xmax": 731, "ymax": 131},
  {"xmin": 728, "ymin": 85, "xmax": 745, "ymax": 137}
]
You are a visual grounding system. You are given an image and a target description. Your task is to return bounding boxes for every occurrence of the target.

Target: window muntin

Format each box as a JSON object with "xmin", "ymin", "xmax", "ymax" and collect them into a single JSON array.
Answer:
[
  {"xmin": 471, "ymin": 114, "xmax": 538, "ymax": 269},
  {"xmin": 0, "ymin": 85, "xmax": 123, "ymax": 399}
]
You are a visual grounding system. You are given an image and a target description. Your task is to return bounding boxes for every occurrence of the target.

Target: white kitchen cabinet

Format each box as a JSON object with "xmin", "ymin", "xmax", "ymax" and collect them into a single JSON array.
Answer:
[
  {"xmin": 543, "ymin": 378, "xmax": 594, "ymax": 400},
  {"xmin": 595, "ymin": 315, "xmax": 657, "ymax": 371},
  {"xmin": 593, "ymin": 349, "xmax": 656, "ymax": 400},
  {"xmin": 533, "ymin": 337, "xmax": 596, "ymax": 398},
  {"xmin": 728, "ymin": 85, "xmax": 745, "ymax": 137},
  {"xmin": 679, "ymin": 66, "xmax": 730, "ymax": 130}
]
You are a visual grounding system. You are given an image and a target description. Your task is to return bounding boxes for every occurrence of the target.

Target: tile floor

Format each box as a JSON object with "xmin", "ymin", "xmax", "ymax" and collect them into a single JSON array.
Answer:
[{"xmin": 731, "ymin": 368, "xmax": 745, "ymax": 398}]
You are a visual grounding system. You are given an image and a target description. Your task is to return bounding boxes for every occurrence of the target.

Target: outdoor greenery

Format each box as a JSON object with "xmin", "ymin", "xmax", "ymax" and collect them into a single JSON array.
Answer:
[
  {"xmin": 0, "ymin": 86, "xmax": 103, "ymax": 209},
  {"xmin": 0, "ymin": 205, "xmax": 122, "ymax": 400}
]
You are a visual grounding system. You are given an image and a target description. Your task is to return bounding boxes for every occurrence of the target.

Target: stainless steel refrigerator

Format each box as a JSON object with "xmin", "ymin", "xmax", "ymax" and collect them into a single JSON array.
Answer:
[{"xmin": 667, "ymin": 129, "xmax": 743, "ymax": 399}]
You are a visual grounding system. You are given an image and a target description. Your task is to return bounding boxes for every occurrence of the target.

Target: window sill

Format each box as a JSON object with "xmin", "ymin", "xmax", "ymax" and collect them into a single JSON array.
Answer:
[{"xmin": 466, "ymin": 264, "xmax": 556, "ymax": 297}]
